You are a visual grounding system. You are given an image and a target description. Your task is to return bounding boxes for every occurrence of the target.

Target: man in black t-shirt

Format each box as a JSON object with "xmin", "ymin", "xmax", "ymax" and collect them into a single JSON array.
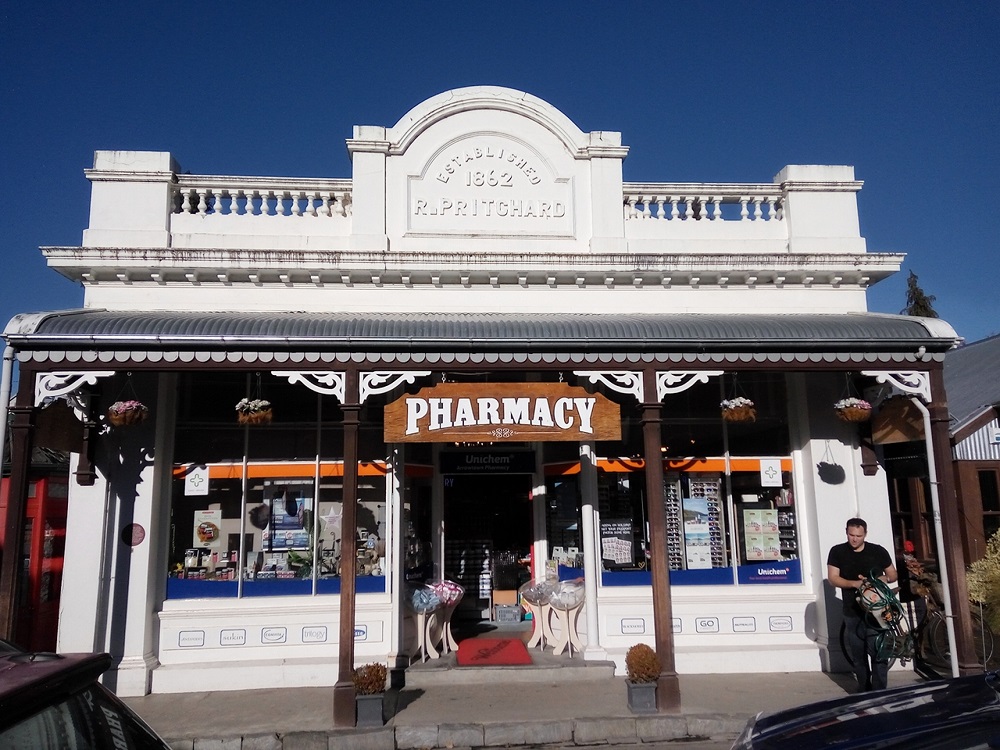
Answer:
[{"xmin": 827, "ymin": 517, "xmax": 898, "ymax": 691}]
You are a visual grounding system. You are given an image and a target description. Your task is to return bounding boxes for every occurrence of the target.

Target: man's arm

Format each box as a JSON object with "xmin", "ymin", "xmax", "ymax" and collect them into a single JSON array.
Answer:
[
  {"xmin": 880, "ymin": 562, "xmax": 898, "ymax": 585},
  {"xmin": 827, "ymin": 564, "xmax": 862, "ymax": 591}
]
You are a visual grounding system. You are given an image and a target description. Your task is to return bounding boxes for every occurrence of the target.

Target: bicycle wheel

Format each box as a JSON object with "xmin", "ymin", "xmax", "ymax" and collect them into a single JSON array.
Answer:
[
  {"xmin": 839, "ymin": 620, "xmax": 854, "ymax": 667},
  {"xmin": 839, "ymin": 619, "xmax": 897, "ymax": 670},
  {"xmin": 927, "ymin": 611, "xmax": 995, "ymax": 667}
]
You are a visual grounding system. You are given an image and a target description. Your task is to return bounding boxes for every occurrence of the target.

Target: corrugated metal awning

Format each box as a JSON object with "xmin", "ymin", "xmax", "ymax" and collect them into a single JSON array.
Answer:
[{"xmin": 4, "ymin": 309, "xmax": 960, "ymax": 355}]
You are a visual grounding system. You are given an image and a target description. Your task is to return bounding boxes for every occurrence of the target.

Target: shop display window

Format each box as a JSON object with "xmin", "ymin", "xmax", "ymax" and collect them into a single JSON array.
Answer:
[
  {"xmin": 166, "ymin": 465, "xmax": 388, "ymax": 599},
  {"xmin": 731, "ymin": 470, "xmax": 801, "ymax": 584},
  {"xmin": 166, "ymin": 371, "xmax": 389, "ymax": 600}
]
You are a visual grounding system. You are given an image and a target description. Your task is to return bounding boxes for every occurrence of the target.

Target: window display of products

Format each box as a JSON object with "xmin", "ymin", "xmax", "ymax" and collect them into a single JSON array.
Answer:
[
  {"xmin": 167, "ymin": 463, "xmax": 388, "ymax": 598},
  {"xmin": 663, "ymin": 475, "xmax": 728, "ymax": 571}
]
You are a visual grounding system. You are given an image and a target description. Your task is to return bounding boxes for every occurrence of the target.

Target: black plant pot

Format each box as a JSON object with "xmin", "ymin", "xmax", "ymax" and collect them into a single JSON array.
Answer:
[
  {"xmin": 626, "ymin": 680, "xmax": 657, "ymax": 714},
  {"xmin": 356, "ymin": 693, "xmax": 385, "ymax": 727}
]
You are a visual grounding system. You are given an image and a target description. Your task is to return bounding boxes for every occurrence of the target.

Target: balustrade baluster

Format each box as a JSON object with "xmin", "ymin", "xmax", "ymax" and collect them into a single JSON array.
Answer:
[
  {"xmin": 320, "ymin": 192, "xmax": 331, "ymax": 216},
  {"xmin": 655, "ymin": 196, "xmax": 666, "ymax": 220},
  {"xmin": 765, "ymin": 197, "xmax": 776, "ymax": 221},
  {"xmin": 711, "ymin": 196, "xmax": 722, "ymax": 221},
  {"xmin": 640, "ymin": 196, "xmax": 652, "ymax": 220},
  {"xmin": 739, "ymin": 198, "xmax": 749, "ymax": 221},
  {"xmin": 670, "ymin": 198, "xmax": 679, "ymax": 220},
  {"xmin": 626, "ymin": 196, "xmax": 638, "ymax": 220},
  {"xmin": 180, "ymin": 190, "xmax": 193, "ymax": 214},
  {"xmin": 332, "ymin": 193, "xmax": 345, "ymax": 217},
  {"xmin": 291, "ymin": 191, "xmax": 302, "ymax": 216},
  {"xmin": 753, "ymin": 198, "xmax": 763, "ymax": 221},
  {"xmin": 684, "ymin": 197, "xmax": 694, "ymax": 220},
  {"xmin": 233, "ymin": 190, "xmax": 245, "ymax": 215},
  {"xmin": 196, "ymin": 190, "xmax": 209, "ymax": 216}
]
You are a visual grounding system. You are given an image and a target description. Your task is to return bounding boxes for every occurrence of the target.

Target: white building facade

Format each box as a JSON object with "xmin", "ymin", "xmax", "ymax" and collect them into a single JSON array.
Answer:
[{"xmin": 0, "ymin": 88, "xmax": 961, "ymax": 702}]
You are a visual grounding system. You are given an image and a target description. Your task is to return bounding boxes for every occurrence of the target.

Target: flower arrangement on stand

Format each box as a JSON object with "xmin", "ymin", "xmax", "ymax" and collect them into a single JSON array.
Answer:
[
  {"xmin": 720, "ymin": 396, "xmax": 756, "ymax": 423},
  {"xmin": 107, "ymin": 400, "xmax": 149, "ymax": 427},
  {"xmin": 235, "ymin": 398, "xmax": 272, "ymax": 425},
  {"xmin": 834, "ymin": 397, "xmax": 872, "ymax": 423}
]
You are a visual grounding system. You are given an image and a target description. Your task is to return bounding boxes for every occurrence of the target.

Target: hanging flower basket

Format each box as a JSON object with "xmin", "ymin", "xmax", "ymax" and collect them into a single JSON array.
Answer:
[
  {"xmin": 236, "ymin": 398, "xmax": 272, "ymax": 425},
  {"xmin": 721, "ymin": 397, "xmax": 756, "ymax": 423},
  {"xmin": 834, "ymin": 397, "xmax": 872, "ymax": 423},
  {"xmin": 107, "ymin": 400, "xmax": 148, "ymax": 427}
]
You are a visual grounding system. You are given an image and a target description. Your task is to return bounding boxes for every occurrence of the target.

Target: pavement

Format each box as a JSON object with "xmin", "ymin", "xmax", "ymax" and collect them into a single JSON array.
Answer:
[{"xmin": 122, "ymin": 649, "xmax": 931, "ymax": 750}]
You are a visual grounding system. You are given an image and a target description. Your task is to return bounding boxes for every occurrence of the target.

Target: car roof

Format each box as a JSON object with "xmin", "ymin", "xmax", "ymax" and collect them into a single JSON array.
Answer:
[{"xmin": 0, "ymin": 651, "xmax": 112, "ymax": 731}]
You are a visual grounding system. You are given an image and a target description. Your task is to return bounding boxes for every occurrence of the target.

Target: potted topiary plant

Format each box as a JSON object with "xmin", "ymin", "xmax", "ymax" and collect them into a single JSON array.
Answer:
[
  {"xmin": 624, "ymin": 643, "xmax": 660, "ymax": 714},
  {"xmin": 352, "ymin": 662, "xmax": 388, "ymax": 727}
]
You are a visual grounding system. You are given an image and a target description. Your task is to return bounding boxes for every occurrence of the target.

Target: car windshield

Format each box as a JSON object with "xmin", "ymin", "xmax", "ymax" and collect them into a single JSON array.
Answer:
[{"xmin": 0, "ymin": 682, "xmax": 166, "ymax": 749}]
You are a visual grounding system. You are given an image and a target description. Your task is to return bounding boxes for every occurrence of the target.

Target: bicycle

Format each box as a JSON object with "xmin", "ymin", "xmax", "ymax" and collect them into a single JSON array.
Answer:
[
  {"xmin": 839, "ymin": 573, "xmax": 995, "ymax": 673},
  {"xmin": 838, "ymin": 572, "xmax": 915, "ymax": 673},
  {"xmin": 916, "ymin": 595, "xmax": 994, "ymax": 669}
]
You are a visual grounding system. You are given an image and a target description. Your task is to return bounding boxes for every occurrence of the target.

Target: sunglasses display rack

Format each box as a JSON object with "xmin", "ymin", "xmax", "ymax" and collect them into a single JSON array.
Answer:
[
  {"xmin": 664, "ymin": 475, "xmax": 728, "ymax": 571},
  {"xmin": 664, "ymin": 480, "xmax": 685, "ymax": 570},
  {"xmin": 690, "ymin": 477, "xmax": 727, "ymax": 569}
]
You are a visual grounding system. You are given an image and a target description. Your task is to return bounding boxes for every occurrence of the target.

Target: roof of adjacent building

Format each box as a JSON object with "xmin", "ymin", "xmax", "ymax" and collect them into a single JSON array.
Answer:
[
  {"xmin": 944, "ymin": 333, "xmax": 1000, "ymax": 429},
  {"xmin": 3, "ymin": 309, "xmax": 961, "ymax": 355}
]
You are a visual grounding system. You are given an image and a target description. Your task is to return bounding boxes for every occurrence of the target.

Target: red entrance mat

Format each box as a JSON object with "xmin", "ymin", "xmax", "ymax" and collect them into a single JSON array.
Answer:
[{"xmin": 456, "ymin": 638, "xmax": 533, "ymax": 666}]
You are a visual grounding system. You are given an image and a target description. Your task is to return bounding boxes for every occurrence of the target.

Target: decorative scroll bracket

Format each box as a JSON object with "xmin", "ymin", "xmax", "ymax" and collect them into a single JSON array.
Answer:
[
  {"xmin": 359, "ymin": 371, "xmax": 431, "ymax": 404},
  {"xmin": 656, "ymin": 371, "xmax": 723, "ymax": 401},
  {"xmin": 34, "ymin": 371, "xmax": 115, "ymax": 420},
  {"xmin": 272, "ymin": 371, "xmax": 346, "ymax": 402},
  {"xmin": 573, "ymin": 371, "xmax": 643, "ymax": 403},
  {"xmin": 861, "ymin": 370, "xmax": 931, "ymax": 403}
]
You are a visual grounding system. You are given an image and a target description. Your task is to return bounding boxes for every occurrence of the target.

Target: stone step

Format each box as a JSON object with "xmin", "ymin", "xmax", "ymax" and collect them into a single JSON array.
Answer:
[{"xmin": 402, "ymin": 651, "xmax": 617, "ymax": 687}]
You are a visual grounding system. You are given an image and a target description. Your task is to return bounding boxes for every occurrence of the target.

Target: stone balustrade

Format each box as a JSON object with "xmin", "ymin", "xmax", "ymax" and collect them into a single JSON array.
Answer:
[
  {"xmin": 623, "ymin": 183, "xmax": 783, "ymax": 222},
  {"xmin": 173, "ymin": 176, "xmax": 353, "ymax": 219}
]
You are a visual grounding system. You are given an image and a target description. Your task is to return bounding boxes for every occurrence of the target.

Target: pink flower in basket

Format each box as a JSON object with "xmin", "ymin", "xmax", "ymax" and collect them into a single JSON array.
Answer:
[{"xmin": 107, "ymin": 400, "xmax": 148, "ymax": 427}]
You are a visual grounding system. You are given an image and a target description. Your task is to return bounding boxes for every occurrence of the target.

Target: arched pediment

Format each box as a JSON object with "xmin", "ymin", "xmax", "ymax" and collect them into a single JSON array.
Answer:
[{"xmin": 385, "ymin": 86, "xmax": 618, "ymax": 159}]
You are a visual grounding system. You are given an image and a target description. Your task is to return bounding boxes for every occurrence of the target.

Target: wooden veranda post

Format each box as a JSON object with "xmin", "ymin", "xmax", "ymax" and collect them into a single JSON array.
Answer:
[
  {"xmin": 0, "ymin": 372, "xmax": 36, "ymax": 641},
  {"xmin": 928, "ymin": 366, "xmax": 979, "ymax": 674},
  {"xmin": 641, "ymin": 369, "xmax": 681, "ymax": 710},
  {"xmin": 333, "ymin": 369, "xmax": 361, "ymax": 726}
]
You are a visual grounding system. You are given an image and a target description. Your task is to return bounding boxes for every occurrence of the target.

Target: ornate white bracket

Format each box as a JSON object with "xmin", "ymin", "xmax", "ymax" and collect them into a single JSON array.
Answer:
[
  {"xmin": 573, "ymin": 371, "xmax": 643, "ymax": 402},
  {"xmin": 656, "ymin": 371, "xmax": 723, "ymax": 401},
  {"xmin": 34, "ymin": 371, "xmax": 115, "ymax": 419},
  {"xmin": 360, "ymin": 371, "xmax": 431, "ymax": 404},
  {"xmin": 861, "ymin": 370, "xmax": 931, "ymax": 403},
  {"xmin": 273, "ymin": 371, "xmax": 346, "ymax": 402}
]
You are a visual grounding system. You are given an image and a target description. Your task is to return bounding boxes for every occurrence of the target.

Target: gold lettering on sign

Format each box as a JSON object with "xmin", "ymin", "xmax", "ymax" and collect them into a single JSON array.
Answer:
[{"xmin": 384, "ymin": 383, "xmax": 621, "ymax": 443}]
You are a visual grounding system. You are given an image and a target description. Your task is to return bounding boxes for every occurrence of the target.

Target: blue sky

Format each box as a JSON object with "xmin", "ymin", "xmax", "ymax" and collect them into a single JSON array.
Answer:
[{"xmin": 3, "ymin": 2, "xmax": 998, "ymax": 346}]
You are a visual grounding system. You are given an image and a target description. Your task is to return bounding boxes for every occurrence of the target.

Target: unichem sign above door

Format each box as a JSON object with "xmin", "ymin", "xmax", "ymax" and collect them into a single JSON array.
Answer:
[{"xmin": 384, "ymin": 383, "xmax": 621, "ymax": 443}]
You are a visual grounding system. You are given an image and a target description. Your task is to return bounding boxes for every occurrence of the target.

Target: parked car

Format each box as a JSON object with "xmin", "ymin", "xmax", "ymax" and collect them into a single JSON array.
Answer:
[
  {"xmin": 0, "ymin": 649, "xmax": 170, "ymax": 748},
  {"xmin": 732, "ymin": 671, "xmax": 1000, "ymax": 749}
]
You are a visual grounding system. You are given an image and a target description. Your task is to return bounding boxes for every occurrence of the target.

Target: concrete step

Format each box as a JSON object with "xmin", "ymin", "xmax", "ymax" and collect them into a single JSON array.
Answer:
[{"xmin": 403, "ymin": 649, "xmax": 617, "ymax": 687}]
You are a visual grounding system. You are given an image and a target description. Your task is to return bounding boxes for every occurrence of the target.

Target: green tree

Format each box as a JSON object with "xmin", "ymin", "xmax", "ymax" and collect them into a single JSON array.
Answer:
[{"xmin": 901, "ymin": 271, "xmax": 939, "ymax": 318}]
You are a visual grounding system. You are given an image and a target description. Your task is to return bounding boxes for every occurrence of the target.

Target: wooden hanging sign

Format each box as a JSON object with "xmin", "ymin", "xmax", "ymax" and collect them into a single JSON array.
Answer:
[{"xmin": 384, "ymin": 382, "xmax": 621, "ymax": 443}]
